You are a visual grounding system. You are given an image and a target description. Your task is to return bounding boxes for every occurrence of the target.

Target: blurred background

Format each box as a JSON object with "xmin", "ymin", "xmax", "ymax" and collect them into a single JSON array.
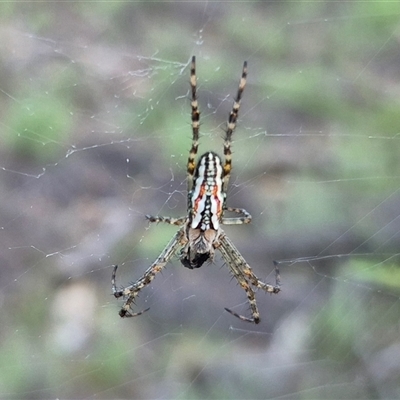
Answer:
[{"xmin": 1, "ymin": 1, "xmax": 400, "ymax": 399}]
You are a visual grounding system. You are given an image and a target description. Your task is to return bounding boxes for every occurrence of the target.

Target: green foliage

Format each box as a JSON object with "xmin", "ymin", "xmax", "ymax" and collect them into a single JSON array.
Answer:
[{"xmin": 5, "ymin": 96, "xmax": 71, "ymax": 162}]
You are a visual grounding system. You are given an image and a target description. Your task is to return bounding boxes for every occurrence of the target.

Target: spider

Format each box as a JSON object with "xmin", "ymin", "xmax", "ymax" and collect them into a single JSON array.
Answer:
[{"xmin": 112, "ymin": 56, "xmax": 281, "ymax": 324}]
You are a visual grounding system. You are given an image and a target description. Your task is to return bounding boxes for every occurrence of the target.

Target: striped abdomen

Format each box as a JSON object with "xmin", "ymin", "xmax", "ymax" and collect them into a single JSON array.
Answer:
[{"xmin": 190, "ymin": 152, "xmax": 224, "ymax": 231}]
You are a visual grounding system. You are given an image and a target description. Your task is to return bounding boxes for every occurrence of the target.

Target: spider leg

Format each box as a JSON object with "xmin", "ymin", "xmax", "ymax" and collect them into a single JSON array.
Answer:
[
  {"xmin": 217, "ymin": 237, "xmax": 260, "ymax": 324},
  {"xmin": 146, "ymin": 215, "xmax": 187, "ymax": 226},
  {"xmin": 216, "ymin": 232, "xmax": 280, "ymax": 324},
  {"xmin": 221, "ymin": 206, "xmax": 252, "ymax": 225},
  {"xmin": 222, "ymin": 61, "xmax": 247, "ymax": 193},
  {"xmin": 187, "ymin": 55, "xmax": 200, "ymax": 194},
  {"xmin": 219, "ymin": 233, "xmax": 281, "ymax": 294},
  {"xmin": 112, "ymin": 266, "xmax": 150, "ymax": 317},
  {"xmin": 112, "ymin": 228, "xmax": 186, "ymax": 318},
  {"xmin": 224, "ymin": 307, "xmax": 256, "ymax": 324}
]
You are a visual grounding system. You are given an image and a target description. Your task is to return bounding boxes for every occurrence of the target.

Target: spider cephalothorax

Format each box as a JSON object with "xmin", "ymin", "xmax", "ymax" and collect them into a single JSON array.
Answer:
[{"xmin": 112, "ymin": 56, "xmax": 280, "ymax": 323}]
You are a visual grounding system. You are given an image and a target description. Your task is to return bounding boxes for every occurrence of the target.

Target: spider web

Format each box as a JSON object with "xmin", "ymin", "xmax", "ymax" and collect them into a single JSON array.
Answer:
[{"xmin": 1, "ymin": 2, "xmax": 400, "ymax": 399}]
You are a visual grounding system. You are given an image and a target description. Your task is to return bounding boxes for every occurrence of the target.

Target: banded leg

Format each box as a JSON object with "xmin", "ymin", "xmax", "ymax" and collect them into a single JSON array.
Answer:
[
  {"xmin": 217, "ymin": 234, "xmax": 260, "ymax": 323},
  {"xmin": 221, "ymin": 207, "xmax": 252, "ymax": 225},
  {"xmin": 219, "ymin": 233, "xmax": 281, "ymax": 294},
  {"xmin": 187, "ymin": 55, "xmax": 200, "ymax": 193},
  {"xmin": 112, "ymin": 228, "xmax": 186, "ymax": 317},
  {"xmin": 222, "ymin": 61, "xmax": 247, "ymax": 193},
  {"xmin": 146, "ymin": 215, "xmax": 187, "ymax": 226},
  {"xmin": 111, "ymin": 266, "xmax": 150, "ymax": 317}
]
